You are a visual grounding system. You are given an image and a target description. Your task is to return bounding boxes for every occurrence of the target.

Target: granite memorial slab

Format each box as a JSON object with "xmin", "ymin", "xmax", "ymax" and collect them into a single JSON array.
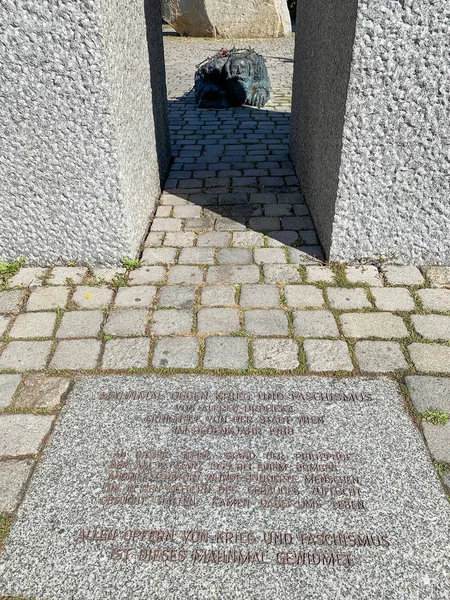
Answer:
[{"xmin": 1, "ymin": 376, "xmax": 449, "ymax": 600}]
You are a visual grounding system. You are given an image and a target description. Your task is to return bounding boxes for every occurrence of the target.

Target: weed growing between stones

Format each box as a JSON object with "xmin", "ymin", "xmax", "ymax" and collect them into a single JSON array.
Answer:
[{"xmin": 421, "ymin": 409, "xmax": 449, "ymax": 426}]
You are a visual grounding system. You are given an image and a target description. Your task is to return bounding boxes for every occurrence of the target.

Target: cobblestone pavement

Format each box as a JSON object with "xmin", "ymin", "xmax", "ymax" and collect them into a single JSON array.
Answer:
[{"xmin": 0, "ymin": 33, "xmax": 449, "ymax": 527}]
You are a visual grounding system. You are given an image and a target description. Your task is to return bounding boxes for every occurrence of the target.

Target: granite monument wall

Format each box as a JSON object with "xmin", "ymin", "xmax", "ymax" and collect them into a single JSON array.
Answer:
[
  {"xmin": 0, "ymin": 0, "xmax": 170, "ymax": 266},
  {"xmin": 290, "ymin": 0, "xmax": 450, "ymax": 264}
]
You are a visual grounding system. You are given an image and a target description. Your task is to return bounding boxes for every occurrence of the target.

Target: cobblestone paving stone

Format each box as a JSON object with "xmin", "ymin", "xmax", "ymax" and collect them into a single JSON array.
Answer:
[{"xmin": 0, "ymin": 31, "xmax": 449, "ymax": 513}]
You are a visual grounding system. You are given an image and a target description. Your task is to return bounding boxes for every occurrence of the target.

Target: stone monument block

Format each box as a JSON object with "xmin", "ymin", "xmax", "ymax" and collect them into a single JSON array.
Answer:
[
  {"xmin": 1, "ymin": 376, "xmax": 449, "ymax": 599},
  {"xmin": 290, "ymin": 0, "xmax": 450, "ymax": 264},
  {"xmin": 0, "ymin": 0, "xmax": 170, "ymax": 266},
  {"xmin": 162, "ymin": 0, "xmax": 292, "ymax": 38}
]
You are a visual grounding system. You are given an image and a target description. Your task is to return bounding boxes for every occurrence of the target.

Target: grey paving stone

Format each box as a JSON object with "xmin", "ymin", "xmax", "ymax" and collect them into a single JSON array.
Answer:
[
  {"xmin": 411, "ymin": 315, "xmax": 450, "ymax": 340},
  {"xmin": 56, "ymin": 311, "xmax": 103, "ymax": 339},
  {"xmin": 47, "ymin": 267, "xmax": 88, "ymax": 285},
  {"xmin": 327, "ymin": 287, "xmax": 371, "ymax": 310},
  {"xmin": 417, "ymin": 289, "xmax": 450, "ymax": 312},
  {"xmin": 189, "ymin": 217, "xmax": 216, "ymax": 231},
  {"xmin": 345, "ymin": 265, "xmax": 383, "ymax": 286},
  {"xmin": 422, "ymin": 422, "xmax": 450, "ymax": 463},
  {"xmin": 240, "ymin": 284, "xmax": 280, "ymax": 307},
  {"xmin": 245, "ymin": 309, "xmax": 288, "ymax": 335},
  {"xmin": 158, "ymin": 286, "xmax": 196, "ymax": 309},
  {"xmin": 0, "ymin": 315, "xmax": 9, "ymax": 336},
  {"xmin": 197, "ymin": 308, "xmax": 240, "ymax": 334},
  {"xmin": 232, "ymin": 231, "xmax": 264, "ymax": 248},
  {"xmin": 383, "ymin": 265, "xmax": 425, "ymax": 286},
  {"xmin": 281, "ymin": 216, "xmax": 314, "ymax": 230},
  {"xmin": 160, "ymin": 192, "xmax": 189, "ymax": 206},
  {"xmin": 371, "ymin": 288, "xmax": 415, "ymax": 311},
  {"xmin": 263, "ymin": 265, "xmax": 301, "ymax": 283},
  {"xmin": 405, "ymin": 376, "xmax": 450, "ymax": 413},
  {"xmin": 163, "ymin": 232, "xmax": 195, "ymax": 247},
  {"xmin": 144, "ymin": 232, "xmax": 165, "ymax": 246},
  {"xmin": 249, "ymin": 192, "xmax": 276, "ymax": 204},
  {"xmin": 217, "ymin": 249, "xmax": 253, "ymax": 265},
  {"xmin": 151, "ymin": 310, "xmax": 192, "ymax": 335},
  {"xmin": 341, "ymin": 313, "xmax": 408, "ymax": 339},
  {"xmin": 215, "ymin": 217, "xmax": 246, "ymax": 231},
  {"xmin": 50, "ymin": 340, "xmax": 101, "ymax": 370},
  {"xmin": 264, "ymin": 204, "xmax": 293, "ymax": 217},
  {"xmin": 288, "ymin": 247, "xmax": 323, "ymax": 264},
  {"xmin": 252, "ymin": 338, "xmax": 299, "ymax": 370},
  {"xmin": 0, "ymin": 341, "xmax": 52, "ymax": 371},
  {"xmin": 306, "ymin": 266, "xmax": 335, "ymax": 283},
  {"xmin": 304, "ymin": 339, "xmax": 353, "ymax": 372},
  {"xmin": 254, "ymin": 248, "xmax": 286, "ymax": 264},
  {"xmin": 14, "ymin": 374, "xmax": 71, "ymax": 409},
  {"xmin": 9, "ymin": 268, "xmax": 47, "ymax": 287},
  {"xmin": 0, "ymin": 414, "xmax": 54, "ymax": 456},
  {"xmin": 114, "ymin": 286, "xmax": 156, "ymax": 308},
  {"xmin": 168, "ymin": 266, "xmax": 204, "ymax": 285},
  {"xmin": 204, "ymin": 337, "xmax": 249, "ymax": 370},
  {"xmin": 91, "ymin": 268, "xmax": 126, "ymax": 283},
  {"xmin": 408, "ymin": 343, "xmax": 450, "ymax": 373},
  {"xmin": 128, "ymin": 266, "xmax": 166, "ymax": 285},
  {"xmin": 101, "ymin": 338, "xmax": 150, "ymax": 369},
  {"xmin": 72, "ymin": 286, "xmax": 113, "ymax": 309},
  {"xmin": 172, "ymin": 205, "xmax": 202, "ymax": 218},
  {"xmin": 267, "ymin": 231, "xmax": 299, "ymax": 247},
  {"xmin": 178, "ymin": 248, "xmax": 215, "ymax": 264},
  {"xmin": 155, "ymin": 205, "xmax": 171, "ymax": 217},
  {"xmin": 293, "ymin": 310, "xmax": 339, "ymax": 338},
  {"xmin": 142, "ymin": 247, "xmax": 177, "ymax": 265},
  {"xmin": 0, "ymin": 459, "xmax": 34, "ymax": 512},
  {"xmin": 150, "ymin": 218, "xmax": 182, "ymax": 231},
  {"xmin": 152, "ymin": 337, "xmax": 199, "ymax": 368},
  {"xmin": 248, "ymin": 216, "xmax": 280, "ymax": 231},
  {"xmin": 197, "ymin": 232, "xmax": 230, "ymax": 247},
  {"xmin": 26, "ymin": 287, "xmax": 69, "ymax": 311},
  {"xmin": 285, "ymin": 285, "xmax": 324, "ymax": 308},
  {"xmin": 104, "ymin": 310, "xmax": 148, "ymax": 337},
  {"xmin": 201, "ymin": 285, "xmax": 236, "ymax": 306},
  {"xmin": 355, "ymin": 341, "xmax": 408, "ymax": 373},
  {"xmin": 423, "ymin": 266, "xmax": 450, "ymax": 288},
  {"xmin": 0, "ymin": 374, "xmax": 21, "ymax": 409},
  {"xmin": 10, "ymin": 312, "xmax": 56, "ymax": 339},
  {"xmin": 207, "ymin": 265, "xmax": 260, "ymax": 284}
]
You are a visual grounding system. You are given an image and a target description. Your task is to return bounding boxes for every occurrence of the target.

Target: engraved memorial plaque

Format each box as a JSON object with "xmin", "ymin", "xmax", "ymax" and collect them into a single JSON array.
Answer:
[{"xmin": 1, "ymin": 376, "xmax": 449, "ymax": 599}]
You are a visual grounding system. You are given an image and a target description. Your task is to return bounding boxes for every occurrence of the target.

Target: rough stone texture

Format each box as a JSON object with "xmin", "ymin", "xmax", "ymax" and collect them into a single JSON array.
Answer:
[
  {"xmin": 263, "ymin": 265, "xmax": 301, "ymax": 283},
  {"xmin": 422, "ymin": 422, "xmax": 450, "ymax": 463},
  {"xmin": 0, "ymin": 290, "xmax": 26, "ymax": 314},
  {"xmin": 91, "ymin": 268, "xmax": 126, "ymax": 284},
  {"xmin": 327, "ymin": 288, "xmax": 371, "ymax": 310},
  {"xmin": 201, "ymin": 286, "xmax": 236, "ymax": 306},
  {"xmin": 239, "ymin": 284, "xmax": 280, "ymax": 307},
  {"xmin": 217, "ymin": 249, "xmax": 253, "ymax": 265},
  {"xmin": 104, "ymin": 310, "xmax": 149, "ymax": 337},
  {"xmin": 382, "ymin": 266, "xmax": 425, "ymax": 286},
  {"xmin": 9, "ymin": 268, "xmax": 47, "ymax": 288},
  {"xmin": 114, "ymin": 287, "xmax": 156, "ymax": 308},
  {"xmin": 152, "ymin": 337, "xmax": 199, "ymax": 368},
  {"xmin": 244, "ymin": 309, "xmax": 288, "ymax": 336},
  {"xmin": 252, "ymin": 338, "xmax": 299, "ymax": 369},
  {"xmin": 13, "ymin": 375, "xmax": 71, "ymax": 409},
  {"xmin": 0, "ymin": 315, "xmax": 9, "ymax": 337},
  {"xmin": 423, "ymin": 267, "xmax": 450, "ymax": 288},
  {"xmin": 151, "ymin": 310, "xmax": 193, "ymax": 335},
  {"xmin": 304, "ymin": 339, "xmax": 353, "ymax": 372},
  {"xmin": 408, "ymin": 343, "xmax": 450, "ymax": 374},
  {"xmin": 293, "ymin": 310, "xmax": 339, "ymax": 338},
  {"xmin": 0, "ymin": 0, "xmax": 170, "ymax": 265},
  {"xmin": 355, "ymin": 341, "xmax": 408, "ymax": 373},
  {"xmin": 207, "ymin": 266, "xmax": 260, "ymax": 284},
  {"xmin": 72, "ymin": 287, "xmax": 113, "ymax": 310},
  {"xmin": 411, "ymin": 315, "xmax": 450, "ymax": 341},
  {"xmin": 0, "ymin": 341, "xmax": 52, "ymax": 371},
  {"xmin": 179, "ymin": 248, "xmax": 215, "ymax": 265},
  {"xmin": 50, "ymin": 340, "xmax": 101, "ymax": 371},
  {"xmin": 345, "ymin": 266, "xmax": 382, "ymax": 287},
  {"xmin": 128, "ymin": 266, "xmax": 166, "ymax": 285},
  {"xmin": 203, "ymin": 337, "xmax": 249, "ymax": 370},
  {"xmin": 405, "ymin": 376, "xmax": 450, "ymax": 414},
  {"xmin": 0, "ymin": 459, "xmax": 34, "ymax": 512},
  {"xmin": 0, "ymin": 374, "xmax": 21, "ymax": 409},
  {"xmin": 47, "ymin": 267, "xmax": 88, "ymax": 286},
  {"xmin": 101, "ymin": 338, "xmax": 150, "ymax": 369},
  {"xmin": 162, "ymin": 0, "xmax": 292, "ymax": 38},
  {"xmin": 0, "ymin": 414, "xmax": 54, "ymax": 456},
  {"xmin": 0, "ymin": 376, "xmax": 450, "ymax": 599},
  {"xmin": 10, "ymin": 312, "xmax": 56, "ymax": 339},
  {"xmin": 305, "ymin": 266, "xmax": 335, "ymax": 283},
  {"xmin": 56, "ymin": 311, "xmax": 103, "ymax": 339},
  {"xmin": 417, "ymin": 289, "xmax": 450, "ymax": 312},
  {"xmin": 371, "ymin": 288, "xmax": 415, "ymax": 312},
  {"xmin": 158, "ymin": 286, "xmax": 196, "ymax": 309},
  {"xmin": 26, "ymin": 287, "xmax": 69, "ymax": 312},
  {"xmin": 340, "ymin": 313, "xmax": 408, "ymax": 339},
  {"xmin": 284, "ymin": 285, "xmax": 324, "ymax": 308},
  {"xmin": 290, "ymin": 0, "xmax": 450, "ymax": 264},
  {"xmin": 142, "ymin": 247, "xmax": 177, "ymax": 264},
  {"xmin": 168, "ymin": 266, "xmax": 204, "ymax": 284},
  {"xmin": 197, "ymin": 308, "xmax": 240, "ymax": 334}
]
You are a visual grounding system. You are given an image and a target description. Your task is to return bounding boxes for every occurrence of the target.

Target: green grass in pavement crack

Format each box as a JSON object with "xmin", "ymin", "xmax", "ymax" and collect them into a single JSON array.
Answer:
[{"xmin": 421, "ymin": 409, "xmax": 449, "ymax": 426}]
